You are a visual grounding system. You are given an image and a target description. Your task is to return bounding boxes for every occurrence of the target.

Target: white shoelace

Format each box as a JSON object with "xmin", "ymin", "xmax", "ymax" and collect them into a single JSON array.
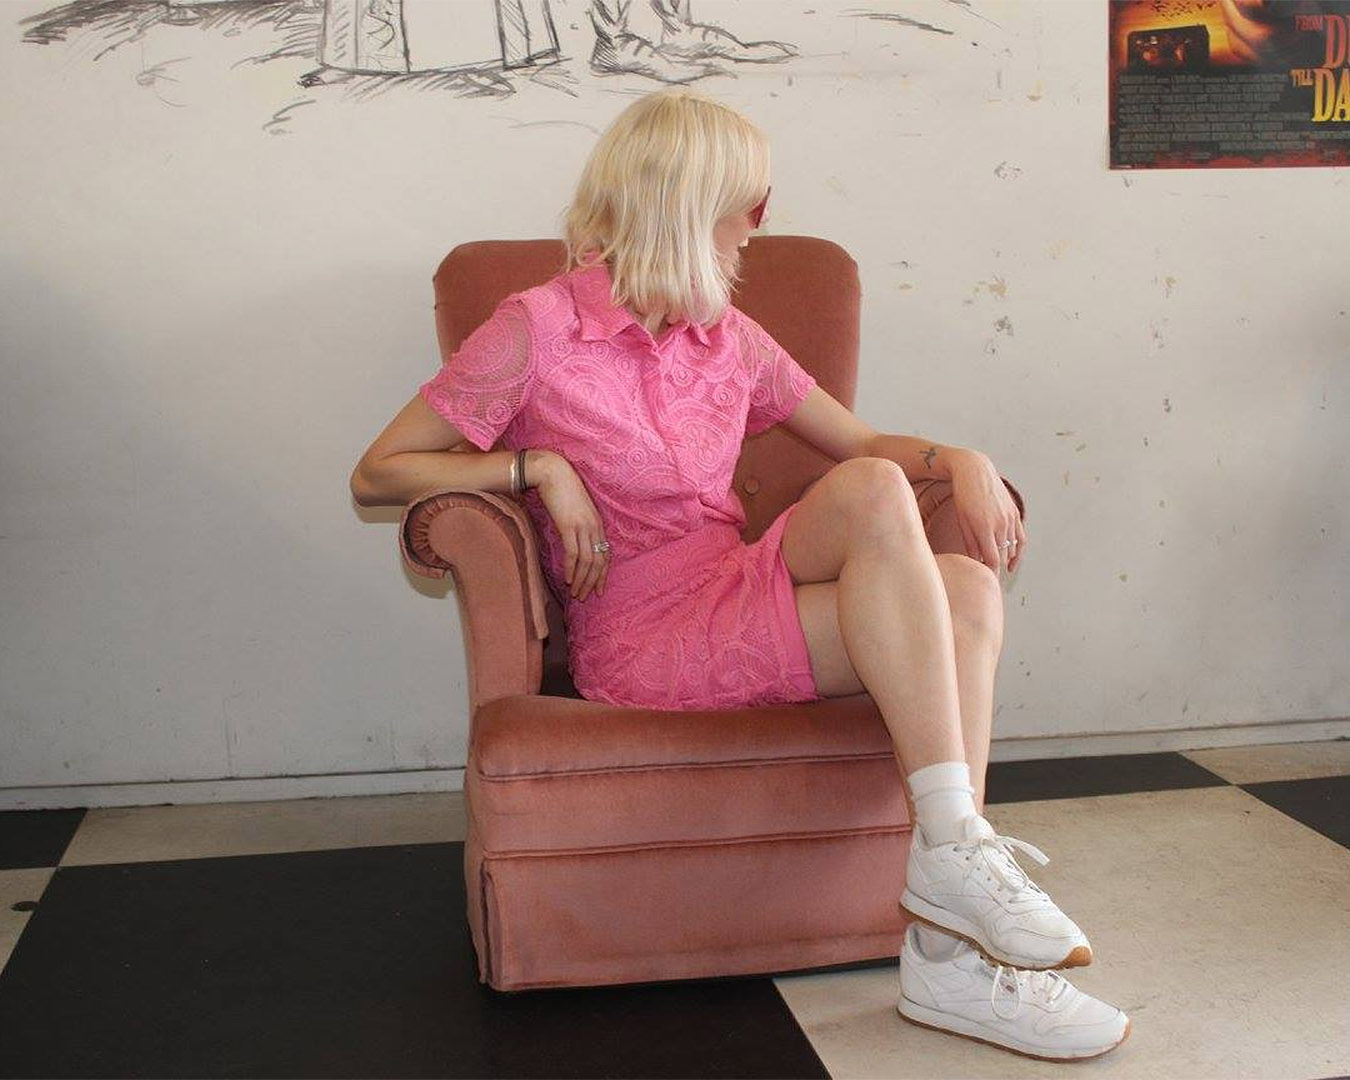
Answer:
[
  {"xmin": 986, "ymin": 959, "xmax": 1071, "ymax": 1020},
  {"xmin": 958, "ymin": 828, "xmax": 1051, "ymax": 896}
]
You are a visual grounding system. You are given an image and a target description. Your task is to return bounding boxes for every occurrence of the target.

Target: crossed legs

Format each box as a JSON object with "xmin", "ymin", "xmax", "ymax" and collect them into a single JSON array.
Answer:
[
  {"xmin": 780, "ymin": 475, "xmax": 1132, "ymax": 1056},
  {"xmin": 779, "ymin": 457, "xmax": 1005, "ymax": 815}
]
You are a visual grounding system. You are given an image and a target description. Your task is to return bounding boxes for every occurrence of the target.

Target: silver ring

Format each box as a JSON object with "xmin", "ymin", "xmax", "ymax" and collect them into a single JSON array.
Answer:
[
  {"xmin": 999, "ymin": 540, "xmax": 1014, "ymax": 549},
  {"xmin": 592, "ymin": 540, "xmax": 611, "ymax": 554}
]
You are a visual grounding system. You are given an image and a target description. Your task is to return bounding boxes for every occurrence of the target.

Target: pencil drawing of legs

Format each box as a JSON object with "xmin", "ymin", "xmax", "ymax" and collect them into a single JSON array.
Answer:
[
  {"xmin": 588, "ymin": 0, "xmax": 717, "ymax": 84},
  {"xmin": 651, "ymin": 0, "xmax": 795, "ymax": 64},
  {"xmin": 19, "ymin": 0, "xmax": 803, "ymax": 126},
  {"xmin": 589, "ymin": 0, "xmax": 795, "ymax": 84},
  {"xmin": 310, "ymin": 0, "xmax": 559, "ymax": 79}
]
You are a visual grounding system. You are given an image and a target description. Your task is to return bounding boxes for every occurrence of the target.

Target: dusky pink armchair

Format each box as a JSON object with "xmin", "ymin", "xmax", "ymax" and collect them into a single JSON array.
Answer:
[{"xmin": 398, "ymin": 237, "xmax": 1026, "ymax": 991}]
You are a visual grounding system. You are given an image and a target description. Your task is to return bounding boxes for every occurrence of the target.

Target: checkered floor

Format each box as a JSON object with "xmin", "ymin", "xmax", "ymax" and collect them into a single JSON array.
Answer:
[{"xmin": 1, "ymin": 742, "xmax": 1347, "ymax": 1078}]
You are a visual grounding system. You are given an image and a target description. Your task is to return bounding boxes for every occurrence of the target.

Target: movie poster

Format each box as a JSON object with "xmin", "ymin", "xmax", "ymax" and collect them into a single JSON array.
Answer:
[{"xmin": 1110, "ymin": 0, "xmax": 1350, "ymax": 168}]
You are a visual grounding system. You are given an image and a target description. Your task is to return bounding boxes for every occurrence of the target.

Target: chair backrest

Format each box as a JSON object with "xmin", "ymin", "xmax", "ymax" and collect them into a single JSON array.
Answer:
[{"xmin": 431, "ymin": 236, "xmax": 859, "ymax": 542}]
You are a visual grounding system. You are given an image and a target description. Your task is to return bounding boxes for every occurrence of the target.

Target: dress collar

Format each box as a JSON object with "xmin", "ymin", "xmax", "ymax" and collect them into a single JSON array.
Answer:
[{"xmin": 569, "ymin": 261, "xmax": 712, "ymax": 348}]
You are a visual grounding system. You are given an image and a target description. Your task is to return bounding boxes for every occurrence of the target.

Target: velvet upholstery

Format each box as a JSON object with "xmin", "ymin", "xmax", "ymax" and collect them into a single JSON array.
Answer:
[{"xmin": 399, "ymin": 237, "xmax": 1025, "ymax": 991}]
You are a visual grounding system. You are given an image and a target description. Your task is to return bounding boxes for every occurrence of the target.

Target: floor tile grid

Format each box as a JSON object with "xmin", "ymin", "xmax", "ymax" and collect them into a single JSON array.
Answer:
[{"xmin": 0, "ymin": 745, "xmax": 1347, "ymax": 1079}]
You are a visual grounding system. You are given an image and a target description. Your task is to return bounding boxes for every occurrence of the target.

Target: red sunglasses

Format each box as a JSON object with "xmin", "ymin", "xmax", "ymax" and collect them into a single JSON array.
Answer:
[{"xmin": 748, "ymin": 186, "xmax": 771, "ymax": 229}]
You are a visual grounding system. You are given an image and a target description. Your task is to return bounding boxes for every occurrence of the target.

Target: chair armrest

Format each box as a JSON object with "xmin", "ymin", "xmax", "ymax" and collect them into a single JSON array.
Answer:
[{"xmin": 399, "ymin": 489, "xmax": 551, "ymax": 712}]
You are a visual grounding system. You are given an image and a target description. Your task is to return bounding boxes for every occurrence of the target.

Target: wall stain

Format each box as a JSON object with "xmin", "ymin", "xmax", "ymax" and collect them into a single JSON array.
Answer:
[{"xmin": 972, "ymin": 275, "xmax": 1008, "ymax": 299}]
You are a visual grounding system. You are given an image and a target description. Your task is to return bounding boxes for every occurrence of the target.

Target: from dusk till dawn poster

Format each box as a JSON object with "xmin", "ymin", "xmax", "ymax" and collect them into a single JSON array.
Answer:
[{"xmin": 1110, "ymin": 0, "xmax": 1350, "ymax": 167}]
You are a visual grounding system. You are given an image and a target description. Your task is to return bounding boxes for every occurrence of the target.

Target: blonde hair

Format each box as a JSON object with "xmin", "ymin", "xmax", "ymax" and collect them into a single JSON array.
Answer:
[{"xmin": 562, "ymin": 89, "xmax": 771, "ymax": 328}]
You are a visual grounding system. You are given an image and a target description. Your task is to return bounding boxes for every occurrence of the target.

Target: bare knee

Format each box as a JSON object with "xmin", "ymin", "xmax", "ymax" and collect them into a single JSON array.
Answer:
[
  {"xmin": 831, "ymin": 457, "xmax": 924, "ymax": 545},
  {"xmin": 935, "ymin": 553, "xmax": 1004, "ymax": 647}
]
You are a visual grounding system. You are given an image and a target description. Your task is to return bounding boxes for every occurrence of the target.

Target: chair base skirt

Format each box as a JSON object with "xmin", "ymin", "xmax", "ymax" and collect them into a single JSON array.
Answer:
[{"xmin": 466, "ymin": 824, "xmax": 912, "ymax": 991}]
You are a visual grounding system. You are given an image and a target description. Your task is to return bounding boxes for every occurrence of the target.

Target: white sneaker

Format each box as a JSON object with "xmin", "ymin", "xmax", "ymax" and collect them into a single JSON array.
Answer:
[
  {"xmin": 898, "ymin": 923, "xmax": 1131, "ymax": 1061},
  {"xmin": 899, "ymin": 814, "xmax": 1093, "ymax": 970}
]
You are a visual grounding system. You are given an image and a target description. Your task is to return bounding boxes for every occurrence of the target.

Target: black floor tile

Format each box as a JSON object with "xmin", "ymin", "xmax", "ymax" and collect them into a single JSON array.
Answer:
[
  {"xmin": 0, "ymin": 841, "xmax": 827, "ymax": 1079},
  {"xmin": 0, "ymin": 807, "xmax": 86, "ymax": 870},
  {"xmin": 1239, "ymin": 774, "xmax": 1350, "ymax": 850},
  {"xmin": 984, "ymin": 751, "xmax": 1229, "ymax": 804}
]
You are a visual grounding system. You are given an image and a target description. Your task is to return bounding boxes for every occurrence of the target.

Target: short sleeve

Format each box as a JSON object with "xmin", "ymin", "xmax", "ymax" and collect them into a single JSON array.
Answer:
[
  {"xmin": 739, "ymin": 314, "xmax": 818, "ymax": 437},
  {"xmin": 419, "ymin": 296, "xmax": 535, "ymax": 451}
]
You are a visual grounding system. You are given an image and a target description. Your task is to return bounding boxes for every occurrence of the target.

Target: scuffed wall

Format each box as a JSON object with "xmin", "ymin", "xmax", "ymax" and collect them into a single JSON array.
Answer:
[{"xmin": 1, "ymin": 0, "xmax": 1345, "ymax": 808}]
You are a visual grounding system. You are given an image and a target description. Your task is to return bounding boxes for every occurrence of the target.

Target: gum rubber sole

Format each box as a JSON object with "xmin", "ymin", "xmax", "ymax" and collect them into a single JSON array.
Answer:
[
  {"xmin": 899, "ymin": 898, "xmax": 1094, "ymax": 972},
  {"xmin": 897, "ymin": 1002, "xmax": 1132, "ymax": 1063}
]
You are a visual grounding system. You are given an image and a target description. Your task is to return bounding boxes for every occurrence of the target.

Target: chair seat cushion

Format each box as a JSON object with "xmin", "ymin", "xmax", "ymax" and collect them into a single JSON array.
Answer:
[{"xmin": 467, "ymin": 693, "xmax": 910, "ymax": 854}]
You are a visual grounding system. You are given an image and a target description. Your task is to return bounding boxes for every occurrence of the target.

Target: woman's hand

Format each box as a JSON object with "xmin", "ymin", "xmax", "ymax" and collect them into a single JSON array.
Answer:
[
  {"xmin": 948, "ymin": 450, "xmax": 1027, "ymax": 574},
  {"xmin": 533, "ymin": 453, "xmax": 610, "ymax": 601}
]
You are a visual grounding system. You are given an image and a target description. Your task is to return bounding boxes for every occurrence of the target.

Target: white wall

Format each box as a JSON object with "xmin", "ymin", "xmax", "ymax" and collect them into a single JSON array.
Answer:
[{"xmin": 2, "ymin": 0, "xmax": 1346, "ymax": 810}]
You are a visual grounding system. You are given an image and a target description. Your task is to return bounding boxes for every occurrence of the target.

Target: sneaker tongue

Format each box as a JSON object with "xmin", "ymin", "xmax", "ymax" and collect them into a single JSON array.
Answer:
[{"xmin": 963, "ymin": 814, "xmax": 996, "ymax": 841}]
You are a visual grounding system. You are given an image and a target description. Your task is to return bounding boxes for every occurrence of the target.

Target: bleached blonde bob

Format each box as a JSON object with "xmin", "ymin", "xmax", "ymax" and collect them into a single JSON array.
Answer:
[{"xmin": 562, "ymin": 89, "xmax": 771, "ymax": 328}]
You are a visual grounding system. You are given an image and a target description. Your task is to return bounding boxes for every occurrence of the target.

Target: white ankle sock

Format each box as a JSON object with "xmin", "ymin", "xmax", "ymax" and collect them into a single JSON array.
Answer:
[
  {"xmin": 913, "ymin": 922, "xmax": 965, "ymax": 962},
  {"xmin": 907, "ymin": 760, "xmax": 979, "ymax": 845}
]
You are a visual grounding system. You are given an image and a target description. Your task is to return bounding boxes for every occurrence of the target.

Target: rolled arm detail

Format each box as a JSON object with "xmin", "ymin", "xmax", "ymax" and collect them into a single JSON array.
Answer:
[{"xmin": 399, "ymin": 489, "xmax": 552, "ymax": 710}]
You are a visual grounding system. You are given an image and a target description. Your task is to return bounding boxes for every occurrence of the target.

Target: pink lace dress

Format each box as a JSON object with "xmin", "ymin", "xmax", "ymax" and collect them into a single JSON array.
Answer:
[{"xmin": 419, "ymin": 261, "xmax": 823, "ymax": 711}]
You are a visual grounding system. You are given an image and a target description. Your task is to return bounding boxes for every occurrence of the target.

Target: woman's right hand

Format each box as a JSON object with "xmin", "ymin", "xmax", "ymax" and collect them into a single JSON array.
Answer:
[{"xmin": 531, "ymin": 451, "xmax": 610, "ymax": 602}]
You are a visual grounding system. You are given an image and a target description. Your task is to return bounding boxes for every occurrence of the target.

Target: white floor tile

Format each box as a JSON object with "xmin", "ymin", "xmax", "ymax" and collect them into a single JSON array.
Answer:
[
  {"xmin": 775, "ymin": 787, "xmax": 1350, "ymax": 1079},
  {"xmin": 59, "ymin": 792, "xmax": 467, "ymax": 865}
]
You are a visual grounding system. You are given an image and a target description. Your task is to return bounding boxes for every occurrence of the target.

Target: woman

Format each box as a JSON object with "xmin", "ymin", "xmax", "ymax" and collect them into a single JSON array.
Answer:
[{"xmin": 351, "ymin": 89, "xmax": 1130, "ymax": 1062}]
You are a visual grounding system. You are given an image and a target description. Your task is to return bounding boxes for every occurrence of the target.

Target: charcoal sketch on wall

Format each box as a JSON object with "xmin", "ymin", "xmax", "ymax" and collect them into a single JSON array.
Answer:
[{"xmin": 20, "ymin": 0, "xmax": 798, "ymax": 125}]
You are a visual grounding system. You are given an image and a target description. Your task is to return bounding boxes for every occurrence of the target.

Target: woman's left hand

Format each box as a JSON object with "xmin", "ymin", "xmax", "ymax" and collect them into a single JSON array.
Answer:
[{"xmin": 948, "ymin": 450, "xmax": 1026, "ymax": 574}]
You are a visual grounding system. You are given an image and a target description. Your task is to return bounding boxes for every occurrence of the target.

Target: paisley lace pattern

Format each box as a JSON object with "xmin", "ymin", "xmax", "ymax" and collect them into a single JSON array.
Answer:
[
  {"xmin": 421, "ymin": 298, "xmax": 534, "ymax": 453},
  {"xmin": 419, "ymin": 262, "xmax": 821, "ymax": 710}
]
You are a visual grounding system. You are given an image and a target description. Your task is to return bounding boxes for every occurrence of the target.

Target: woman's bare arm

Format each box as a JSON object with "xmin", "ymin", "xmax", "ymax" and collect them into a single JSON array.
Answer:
[
  {"xmin": 350, "ymin": 393, "xmax": 559, "ymax": 507},
  {"xmin": 780, "ymin": 385, "xmax": 1023, "ymax": 569},
  {"xmin": 780, "ymin": 386, "xmax": 979, "ymax": 479}
]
